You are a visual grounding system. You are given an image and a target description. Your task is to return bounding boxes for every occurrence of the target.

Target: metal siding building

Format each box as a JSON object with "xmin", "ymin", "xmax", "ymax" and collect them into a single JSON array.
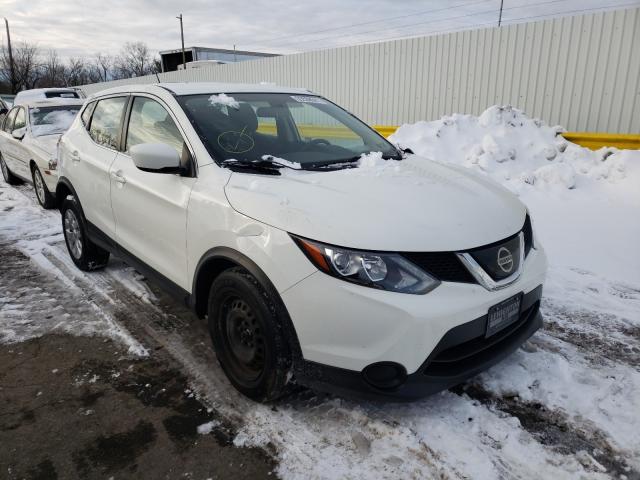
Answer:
[{"xmin": 82, "ymin": 7, "xmax": 640, "ymax": 133}]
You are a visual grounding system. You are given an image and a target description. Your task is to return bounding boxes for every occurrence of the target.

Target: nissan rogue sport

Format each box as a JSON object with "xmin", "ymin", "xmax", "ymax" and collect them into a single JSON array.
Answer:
[{"xmin": 56, "ymin": 82, "xmax": 547, "ymax": 401}]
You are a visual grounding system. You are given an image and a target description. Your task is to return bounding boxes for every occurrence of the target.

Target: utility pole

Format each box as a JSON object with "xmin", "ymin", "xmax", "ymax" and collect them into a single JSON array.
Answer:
[
  {"xmin": 176, "ymin": 14, "xmax": 186, "ymax": 70},
  {"xmin": 3, "ymin": 17, "xmax": 16, "ymax": 93},
  {"xmin": 233, "ymin": 44, "xmax": 237, "ymax": 62},
  {"xmin": 498, "ymin": 0, "xmax": 504, "ymax": 27}
]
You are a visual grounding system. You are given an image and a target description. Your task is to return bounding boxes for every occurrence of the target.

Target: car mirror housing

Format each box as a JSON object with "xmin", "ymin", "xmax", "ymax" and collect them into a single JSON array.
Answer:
[
  {"xmin": 130, "ymin": 143, "xmax": 181, "ymax": 174},
  {"xmin": 12, "ymin": 127, "xmax": 26, "ymax": 140}
]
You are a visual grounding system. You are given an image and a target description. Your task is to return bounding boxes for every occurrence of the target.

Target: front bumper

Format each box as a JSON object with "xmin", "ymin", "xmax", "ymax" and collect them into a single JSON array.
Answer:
[
  {"xmin": 281, "ymin": 245, "xmax": 547, "ymax": 400},
  {"xmin": 295, "ymin": 286, "xmax": 542, "ymax": 400}
]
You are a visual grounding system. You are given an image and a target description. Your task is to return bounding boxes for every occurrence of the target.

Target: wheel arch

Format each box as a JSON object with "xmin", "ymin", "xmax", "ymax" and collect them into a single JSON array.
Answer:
[
  {"xmin": 192, "ymin": 246, "xmax": 304, "ymax": 361},
  {"xmin": 55, "ymin": 176, "xmax": 81, "ymax": 212}
]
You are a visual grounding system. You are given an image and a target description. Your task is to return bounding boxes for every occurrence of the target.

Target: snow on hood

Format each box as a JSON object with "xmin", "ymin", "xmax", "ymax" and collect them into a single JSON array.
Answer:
[
  {"xmin": 390, "ymin": 105, "xmax": 634, "ymax": 192},
  {"xmin": 225, "ymin": 152, "xmax": 526, "ymax": 252}
]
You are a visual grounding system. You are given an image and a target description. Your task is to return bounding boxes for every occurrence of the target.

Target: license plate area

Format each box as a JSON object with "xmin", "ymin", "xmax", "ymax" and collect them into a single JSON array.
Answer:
[{"xmin": 486, "ymin": 293, "xmax": 523, "ymax": 338}]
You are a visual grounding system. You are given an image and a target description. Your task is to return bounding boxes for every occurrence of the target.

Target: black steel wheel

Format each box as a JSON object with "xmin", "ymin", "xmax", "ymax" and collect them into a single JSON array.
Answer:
[{"xmin": 208, "ymin": 267, "xmax": 293, "ymax": 402}]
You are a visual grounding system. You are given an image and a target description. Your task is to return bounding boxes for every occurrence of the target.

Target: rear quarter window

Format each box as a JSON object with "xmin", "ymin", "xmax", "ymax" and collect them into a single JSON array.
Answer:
[{"xmin": 81, "ymin": 102, "xmax": 95, "ymax": 128}]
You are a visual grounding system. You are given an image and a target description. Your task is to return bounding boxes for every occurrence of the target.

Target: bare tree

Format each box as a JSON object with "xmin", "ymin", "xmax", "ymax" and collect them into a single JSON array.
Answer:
[
  {"xmin": 40, "ymin": 49, "xmax": 65, "ymax": 87},
  {"xmin": 0, "ymin": 41, "xmax": 41, "ymax": 92},
  {"xmin": 93, "ymin": 52, "xmax": 112, "ymax": 82},
  {"xmin": 64, "ymin": 57, "xmax": 91, "ymax": 86},
  {"xmin": 114, "ymin": 41, "xmax": 154, "ymax": 78}
]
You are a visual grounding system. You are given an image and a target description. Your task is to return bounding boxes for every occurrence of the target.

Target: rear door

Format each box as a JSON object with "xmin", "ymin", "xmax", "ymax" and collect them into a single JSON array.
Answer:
[
  {"xmin": 1, "ymin": 107, "xmax": 30, "ymax": 179},
  {"xmin": 10, "ymin": 107, "xmax": 31, "ymax": 178},
  {"xmin": 109, "ymin": 95, "xmax": 196, "ymax": 289},
  {"xmin": 60, "ymin": 96, "xmax": 128, "ymax": 238}
]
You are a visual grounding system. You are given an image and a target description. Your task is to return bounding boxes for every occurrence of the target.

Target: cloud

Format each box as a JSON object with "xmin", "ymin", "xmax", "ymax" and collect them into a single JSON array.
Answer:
[{"xmin": 1, "ymin": 0, "xmax": 634, "ymax": 60}]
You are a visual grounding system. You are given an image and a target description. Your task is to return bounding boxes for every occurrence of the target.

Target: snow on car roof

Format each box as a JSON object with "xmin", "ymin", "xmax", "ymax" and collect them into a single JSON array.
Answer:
[{"xmin": 89, "ymin": 82, "xmax": 314, "ymax": 99}]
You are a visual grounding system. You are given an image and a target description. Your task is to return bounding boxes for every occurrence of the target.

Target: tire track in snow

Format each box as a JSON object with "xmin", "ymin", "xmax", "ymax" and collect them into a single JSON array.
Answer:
[{"xmin": 452, "ymin": 382, "xmax": 639, "ymax": 479}]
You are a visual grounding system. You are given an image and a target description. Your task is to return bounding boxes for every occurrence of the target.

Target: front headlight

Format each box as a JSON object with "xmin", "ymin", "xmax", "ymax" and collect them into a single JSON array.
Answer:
[{"xmin": 292, "ymin": 236, "xmax": 440, "ymax": 294}]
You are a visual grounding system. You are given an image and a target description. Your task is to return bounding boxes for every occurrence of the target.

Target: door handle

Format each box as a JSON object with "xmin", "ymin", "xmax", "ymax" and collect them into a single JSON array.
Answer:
[
  {"xmin": 70, "ymin": 150, "xmax": 80, "ymax": 163},
  {"xmin": 111, "ymin": 170, "xmax": 126, "ymax": 185}
]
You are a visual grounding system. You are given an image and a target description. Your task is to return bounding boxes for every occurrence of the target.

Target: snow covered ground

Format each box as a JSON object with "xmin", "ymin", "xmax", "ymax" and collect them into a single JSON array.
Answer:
[{"xmin": 1, "ymin": 105, "xmax": 639, "ymax": 479}]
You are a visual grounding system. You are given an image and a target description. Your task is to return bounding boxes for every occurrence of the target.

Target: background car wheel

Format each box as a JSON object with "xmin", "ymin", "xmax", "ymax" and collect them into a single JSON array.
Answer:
[
  {"xmin": 0, "ymin": 153, "xmax": 22, "ymax": 185},
  {"xmin": 208, "ymin": 267, "xmax": 293, "ymax": 402},
  {"xmin": 61, "ymin": 196, "xmax": 110, "ymax": 271},
  {"xmin": 31, "ymin": 166, "xmax": 56, "ymax": 209}
]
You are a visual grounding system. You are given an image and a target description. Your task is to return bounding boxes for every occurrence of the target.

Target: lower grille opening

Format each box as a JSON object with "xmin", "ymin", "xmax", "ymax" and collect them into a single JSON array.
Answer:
[{"xmin": 423, "ymin": 301, "xmax": 540, "ymax": 377}]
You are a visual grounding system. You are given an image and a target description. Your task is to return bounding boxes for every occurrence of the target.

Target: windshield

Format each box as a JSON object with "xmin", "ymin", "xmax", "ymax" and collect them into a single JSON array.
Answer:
[
  {"xmin": 177, "ymin": 93, "xmax": 398, "ymax": 168},
  {"xmin": 29, "ymin": 106, "xmax": 81, "ymax": 136}
]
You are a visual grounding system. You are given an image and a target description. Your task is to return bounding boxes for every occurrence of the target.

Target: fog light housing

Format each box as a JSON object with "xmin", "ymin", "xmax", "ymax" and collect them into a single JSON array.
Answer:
[{"xmin": 362, "ymin": 362, "xmax": 407, "ymax": 390}]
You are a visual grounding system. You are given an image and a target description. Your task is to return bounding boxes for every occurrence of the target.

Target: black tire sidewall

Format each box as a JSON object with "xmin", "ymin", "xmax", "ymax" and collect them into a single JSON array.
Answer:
[
  {"xmin": 208, "ymin": 268, "xmax": 291, "ymax": 402},
  {"xmin": 61, "ymin": 196, "xmax": 109, "ymax": 271},
  {"xmin": 31, "ymin": 166, "xmax": 54, "ymax": 209},
  {"xmin": 62, "ymin": 197, "xmax": 90, "ymax": 270},
  {"xmin": 1, "ymin": 153, "xmax": 20, "ymax": 185}
]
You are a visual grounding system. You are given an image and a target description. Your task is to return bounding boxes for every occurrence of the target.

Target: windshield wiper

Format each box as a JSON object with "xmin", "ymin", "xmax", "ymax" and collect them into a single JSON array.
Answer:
[{"xmin": 221, "ymin": 158, "xmax": 295, "ymax": 175}]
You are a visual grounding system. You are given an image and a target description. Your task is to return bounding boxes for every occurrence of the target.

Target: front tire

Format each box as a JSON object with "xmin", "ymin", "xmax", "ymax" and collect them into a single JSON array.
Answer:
[
  {"xmin": 1, "ymin": 153, "xmax": 21, "ymax": 185},
  {"xmin": 208, "ymin": 267, "xmax": 292, "ymax": 402},
  {"xmin": 61, "ymin": 196, "xmax": 110, "ymax": 271},
  {"xmin": 31, "ymin": 166, "xmax": 56, "ymax": 209}
]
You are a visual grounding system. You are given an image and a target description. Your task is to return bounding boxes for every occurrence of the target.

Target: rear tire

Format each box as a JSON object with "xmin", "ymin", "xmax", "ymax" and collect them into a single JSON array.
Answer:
[
  {"xmin": 1, "ymin": 153, "xmax": 21, "ymax": 185},
  {"xmin": 208, "ymin": 267, "xmax": 293, "ymax": 402},
  {"xmin": 31, "ymin": 165, "xmax": 56, "ymax": 209},
  {"xmin": 61, "ymin": 196, "xmax": 110, "ymax": 271}
]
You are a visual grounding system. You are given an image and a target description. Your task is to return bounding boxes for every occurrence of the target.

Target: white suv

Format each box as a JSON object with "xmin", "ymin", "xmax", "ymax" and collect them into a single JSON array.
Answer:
[{"xmin": 56, "ymin": 83, "xmax": 547, "ymax": 401}]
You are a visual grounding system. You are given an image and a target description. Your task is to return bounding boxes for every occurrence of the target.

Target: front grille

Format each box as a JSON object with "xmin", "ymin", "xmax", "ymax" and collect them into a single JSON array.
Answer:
[
  {"xmin": 467, "ymin": 232, "xmax": 522, "ymax": 281},
  {"xmin": 403, "ymin": 216, "xmax": 531, "ymax": 285},
  {"xmin": 402, "ymin": 252, "xmax": 476, "ymax": 283}
]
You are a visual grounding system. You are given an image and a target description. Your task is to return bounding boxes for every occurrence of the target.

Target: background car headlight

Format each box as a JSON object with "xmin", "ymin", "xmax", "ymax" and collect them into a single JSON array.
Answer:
[{"xmin": 293, "ymin": 236, "xmax": 440, "ymax": 294}]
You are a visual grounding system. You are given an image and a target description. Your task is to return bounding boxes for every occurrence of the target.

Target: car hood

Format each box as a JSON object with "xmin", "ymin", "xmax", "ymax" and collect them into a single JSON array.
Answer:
[{"xmin": 224, "ymin": 155, "xmax": 526, "ymax": 251}]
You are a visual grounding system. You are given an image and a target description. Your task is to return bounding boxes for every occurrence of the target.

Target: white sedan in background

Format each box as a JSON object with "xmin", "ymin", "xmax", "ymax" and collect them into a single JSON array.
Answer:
[{"xmin": 0, "ymin": 98, "xmax": 84, "ymax": 208}]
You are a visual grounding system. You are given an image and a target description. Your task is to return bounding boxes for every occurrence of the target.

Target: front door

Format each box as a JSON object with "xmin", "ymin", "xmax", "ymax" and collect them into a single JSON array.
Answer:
[{"xmin": 109, "ymin": 95, "xmax": 196, "ymax": 290}]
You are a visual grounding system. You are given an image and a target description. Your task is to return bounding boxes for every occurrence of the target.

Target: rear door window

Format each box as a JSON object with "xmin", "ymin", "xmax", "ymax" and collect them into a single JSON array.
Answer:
[{"xmin": 88, "ymin": 97, "xmax": 128, "ymax": 149}]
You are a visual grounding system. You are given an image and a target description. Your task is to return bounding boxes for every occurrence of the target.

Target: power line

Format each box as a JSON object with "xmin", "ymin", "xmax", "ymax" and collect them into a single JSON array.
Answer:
[
  {"xmin": 282, "ymin": 0, "xmax": 588, "ymax": 50},
  {"xmin": 303, "ymin": 2, "xmax": 638, "ymax": 52},
  {"xmin": 275, "ymin": 0, "xmax": 571, "ymax": 49},
  {"xmin": 249, "ymin": 0, "xmax": 494, "ymax": 47}
]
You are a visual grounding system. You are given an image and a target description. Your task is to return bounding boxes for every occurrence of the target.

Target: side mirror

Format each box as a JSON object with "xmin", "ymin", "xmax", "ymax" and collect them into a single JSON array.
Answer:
[
  {"xmin": 12, "ymin": 127, "xmax": 26, "ymax": 140},
  {"xmin": 130, "ymin": 143, "xmax": 181, "ymax": 173},
  {"xmin": 0, "ymin": 107, "xmax": 8, "ymax": 115}
]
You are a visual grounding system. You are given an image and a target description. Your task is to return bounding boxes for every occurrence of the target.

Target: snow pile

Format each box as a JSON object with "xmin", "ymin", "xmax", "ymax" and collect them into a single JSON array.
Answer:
[{"xmin": 390, "ymin": 105, "xmax": 638, "ymax": 192}]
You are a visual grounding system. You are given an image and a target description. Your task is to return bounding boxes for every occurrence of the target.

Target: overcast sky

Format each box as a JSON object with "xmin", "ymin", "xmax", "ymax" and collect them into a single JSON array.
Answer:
[{"xmin": 1, "ymin": 0, "xmax": 637, "ymax": 60}]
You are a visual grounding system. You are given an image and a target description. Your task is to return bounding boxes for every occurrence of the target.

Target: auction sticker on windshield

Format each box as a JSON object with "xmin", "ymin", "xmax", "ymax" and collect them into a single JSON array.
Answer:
[{"xmin": 290, "ymin": 95, "xmax": 328, "ymax": 104}]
